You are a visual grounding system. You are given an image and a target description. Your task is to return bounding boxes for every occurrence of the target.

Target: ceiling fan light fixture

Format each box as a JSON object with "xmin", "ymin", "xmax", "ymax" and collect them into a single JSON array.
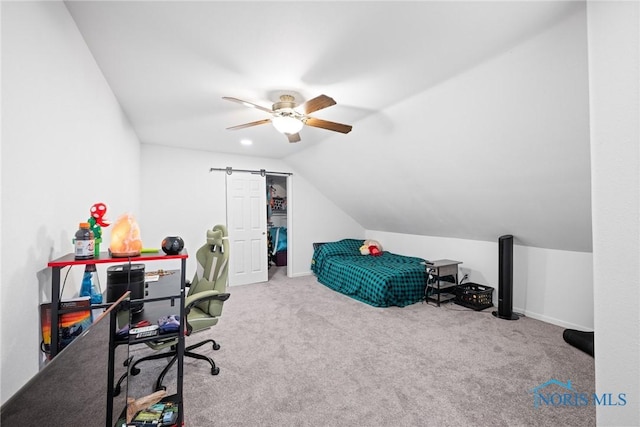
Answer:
[
  {"xmin": 224, "ymin": 93, "xmax": 351, "ymax": 142},
  {"xmin": 272, "ymin": 115, "xmax": 303, "ymax": 135}
]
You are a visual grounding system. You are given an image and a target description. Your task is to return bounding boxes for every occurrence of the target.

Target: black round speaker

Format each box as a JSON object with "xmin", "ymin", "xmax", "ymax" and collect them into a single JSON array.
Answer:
[{"xmin": 161, "ymin": 236, "xmax": 184, "ymax": 255}]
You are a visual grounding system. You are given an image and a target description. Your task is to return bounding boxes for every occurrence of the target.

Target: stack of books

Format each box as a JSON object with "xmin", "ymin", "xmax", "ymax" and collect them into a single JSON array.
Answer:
[{"xmin": 130, "ymin": 401, "xmax": 178, "ymax": 426}]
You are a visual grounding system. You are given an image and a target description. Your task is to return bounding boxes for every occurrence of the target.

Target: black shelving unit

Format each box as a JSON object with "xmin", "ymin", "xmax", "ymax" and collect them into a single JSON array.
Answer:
[
  {"xmin": 425, "ymin": 259, "xmax": 462, "ymax": 306},
  {"xmin": 47, "ymin": 251, "xmax": 187, "ymax": 426}
]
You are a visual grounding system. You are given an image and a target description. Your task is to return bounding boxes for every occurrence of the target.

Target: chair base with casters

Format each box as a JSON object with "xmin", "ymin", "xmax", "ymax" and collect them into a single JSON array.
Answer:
[
  {"xmin": 114, "ymin": 337, "xmax": 222, "ymax": 395},
  {"xmin": 113, "ymin": 291, "xmax": 230, "ymax": 396}
]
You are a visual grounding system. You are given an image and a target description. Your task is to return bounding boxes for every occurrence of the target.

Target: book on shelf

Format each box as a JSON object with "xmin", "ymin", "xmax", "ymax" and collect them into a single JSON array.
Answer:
[
  {"xmin": 130, "ymin": 401, "xmax": 178, "ymax": 426},
  {"xmin": 40, "ymin": 296, "xmax": 93, "ymax": 359}
]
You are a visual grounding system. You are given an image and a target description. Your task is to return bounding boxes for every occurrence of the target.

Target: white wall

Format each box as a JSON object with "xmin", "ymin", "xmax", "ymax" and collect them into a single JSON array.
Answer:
[
  {"xmin": 587, "ymin": 2, "xmax": 640, "ymax": 425},
  {"xmin": 366, "ymin": 230, "xmax": 593, "ymax": 330},
  {"xmin": 139, "ymin": 144, "xmax": 364, "ymax": 279},
  {"xmin": 1, "ymin": 2, "xmax": 142, "ymax": 404},
  {"xmin": 287, "ymin": 5, "xmax": 591, "ymax": 253}
]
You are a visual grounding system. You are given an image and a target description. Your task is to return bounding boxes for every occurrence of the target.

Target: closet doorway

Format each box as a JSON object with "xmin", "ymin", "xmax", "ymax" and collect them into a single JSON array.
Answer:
[{"xmin": 267, "ymin": 174, "xmax": 289, "ymax": 280}]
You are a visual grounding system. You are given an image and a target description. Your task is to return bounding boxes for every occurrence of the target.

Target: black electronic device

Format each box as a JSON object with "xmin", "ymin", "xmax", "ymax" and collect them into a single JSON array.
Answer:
[
  {"xmin": 107, "ymin": 263, "xmax": 145, "ymax": 313},
  {"xmin": 563, "ymin": 329, "xmax": 594, "ymax": 357},
  {"xmin": 492, "ymin": 235, "xmax": 519, "ymax": 320}
]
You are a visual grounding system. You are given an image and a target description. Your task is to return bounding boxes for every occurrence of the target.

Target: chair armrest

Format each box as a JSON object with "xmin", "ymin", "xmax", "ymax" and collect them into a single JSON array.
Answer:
[
  {"xmin": 184, "ymin": 291, "xmax": 230, "ymax": 335},
  {"xmin": 184, "ymin": 290, "xmax": 230, "ymax": 311}
]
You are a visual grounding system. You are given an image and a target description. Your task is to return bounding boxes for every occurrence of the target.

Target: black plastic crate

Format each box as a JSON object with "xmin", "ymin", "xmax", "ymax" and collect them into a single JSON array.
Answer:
[{"xmin": 454, "ymin": 283, "xmax": 494, "ymax": 311}]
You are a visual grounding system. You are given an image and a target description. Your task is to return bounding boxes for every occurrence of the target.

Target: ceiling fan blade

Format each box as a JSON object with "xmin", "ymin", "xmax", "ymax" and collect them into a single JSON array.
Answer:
[
  {"xmin": 301, "ymin": 94, "xmax": 336, "ymax": 115},
  {"xmin": 226, "ymin": 118, "xmax": 272, "ymax": 130},
  {"xmin": 287, "ymin": 133, "xmax": 301, "ymax": 143},
  {"xmin": 222, "ymin": 97, "xmax": 273, "ymax": 114},
  {"xmin": 305, "ymin": 117, "xmax": 352, "ymax": 134}
]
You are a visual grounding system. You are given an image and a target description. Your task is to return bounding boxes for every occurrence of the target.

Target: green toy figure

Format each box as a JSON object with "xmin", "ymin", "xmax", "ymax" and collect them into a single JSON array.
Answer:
[{"xmin": 88, "ymin": 202, "xmax": 110, "ymax": 256}]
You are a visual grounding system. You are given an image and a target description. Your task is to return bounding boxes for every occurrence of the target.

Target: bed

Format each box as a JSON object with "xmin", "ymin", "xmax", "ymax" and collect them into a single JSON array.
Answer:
[{"xmin": 311, "ymin": 239, "xmax": 429, "ymax": 307}]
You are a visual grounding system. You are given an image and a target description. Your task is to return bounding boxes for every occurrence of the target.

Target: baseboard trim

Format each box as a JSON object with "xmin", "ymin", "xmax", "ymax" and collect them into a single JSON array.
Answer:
[
  {"xmin": 514, "ymin": 306, "xmax": 594, "ymax": 331},
  {"xmin": 291, "ymin": 271, "xmax": 313, "ymax": 278}
]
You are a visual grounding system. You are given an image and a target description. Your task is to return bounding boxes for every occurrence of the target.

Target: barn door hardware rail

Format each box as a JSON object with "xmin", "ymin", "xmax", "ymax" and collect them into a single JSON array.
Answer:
[{"xmin": 209, "ymin": 167, "xmax": 293, "ymax": 177}]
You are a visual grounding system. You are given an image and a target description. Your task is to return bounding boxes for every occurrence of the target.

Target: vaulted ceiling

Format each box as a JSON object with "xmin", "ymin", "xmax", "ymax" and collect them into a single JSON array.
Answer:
[{"xmin": 65, "ymin": 1, "xmax": 592, "ymax": 252}]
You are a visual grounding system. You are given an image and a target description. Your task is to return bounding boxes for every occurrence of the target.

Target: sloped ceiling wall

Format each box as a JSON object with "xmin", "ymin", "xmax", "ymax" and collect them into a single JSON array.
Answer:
[
  {"xmin": 286, "ymin": 7, "xmax": 591, "ymax": 252},
  {"xmin": 63, "ymin": 1, "xmax": 592, "ymax": 253}
]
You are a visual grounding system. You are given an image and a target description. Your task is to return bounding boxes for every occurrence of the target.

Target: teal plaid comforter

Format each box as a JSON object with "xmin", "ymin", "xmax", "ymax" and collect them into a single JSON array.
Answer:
[{"xmin": 311, "ymin": 239, "xmax": 428, "ymax": 307}]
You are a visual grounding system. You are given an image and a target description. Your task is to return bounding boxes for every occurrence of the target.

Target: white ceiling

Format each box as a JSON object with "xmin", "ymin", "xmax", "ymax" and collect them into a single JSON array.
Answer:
[
  {"xmin": 64, "ymin": 1, "xmax": 592, "ymax": 252},
  {"xmin": 65, "ymin": 1, "xmax": 580, "ymax": 158}
]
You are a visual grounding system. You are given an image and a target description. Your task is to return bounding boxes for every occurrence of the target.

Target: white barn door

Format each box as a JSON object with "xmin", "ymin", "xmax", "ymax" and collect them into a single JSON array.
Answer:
[{"xmin": 226, "ymin": 172, "xmax": 268, "ymax": 286}]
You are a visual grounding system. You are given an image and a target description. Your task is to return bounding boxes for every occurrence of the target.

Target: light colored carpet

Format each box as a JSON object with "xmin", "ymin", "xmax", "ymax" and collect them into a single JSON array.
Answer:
[{"xmin": 126, "ymin": 267, "xmax": 595, "ymax": 426}]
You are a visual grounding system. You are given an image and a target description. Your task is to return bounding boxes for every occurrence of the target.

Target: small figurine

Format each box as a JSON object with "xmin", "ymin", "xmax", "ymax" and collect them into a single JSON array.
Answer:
[{"xmin": 88, "ymin": 202, "xmax": 110, "ymax": 256}]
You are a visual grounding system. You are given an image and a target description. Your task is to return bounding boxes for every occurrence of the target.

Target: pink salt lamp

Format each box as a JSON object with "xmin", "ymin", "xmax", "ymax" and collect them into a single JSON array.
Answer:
[{"xmin": 109, "ymin": 213, "xmax": 143, "ymax": 257}]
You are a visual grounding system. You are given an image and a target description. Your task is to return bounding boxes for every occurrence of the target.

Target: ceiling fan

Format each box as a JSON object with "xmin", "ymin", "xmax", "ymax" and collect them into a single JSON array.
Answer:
[{"xmin": 223, "ymin": 94, "xmax": 352, "ymax": 143}]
